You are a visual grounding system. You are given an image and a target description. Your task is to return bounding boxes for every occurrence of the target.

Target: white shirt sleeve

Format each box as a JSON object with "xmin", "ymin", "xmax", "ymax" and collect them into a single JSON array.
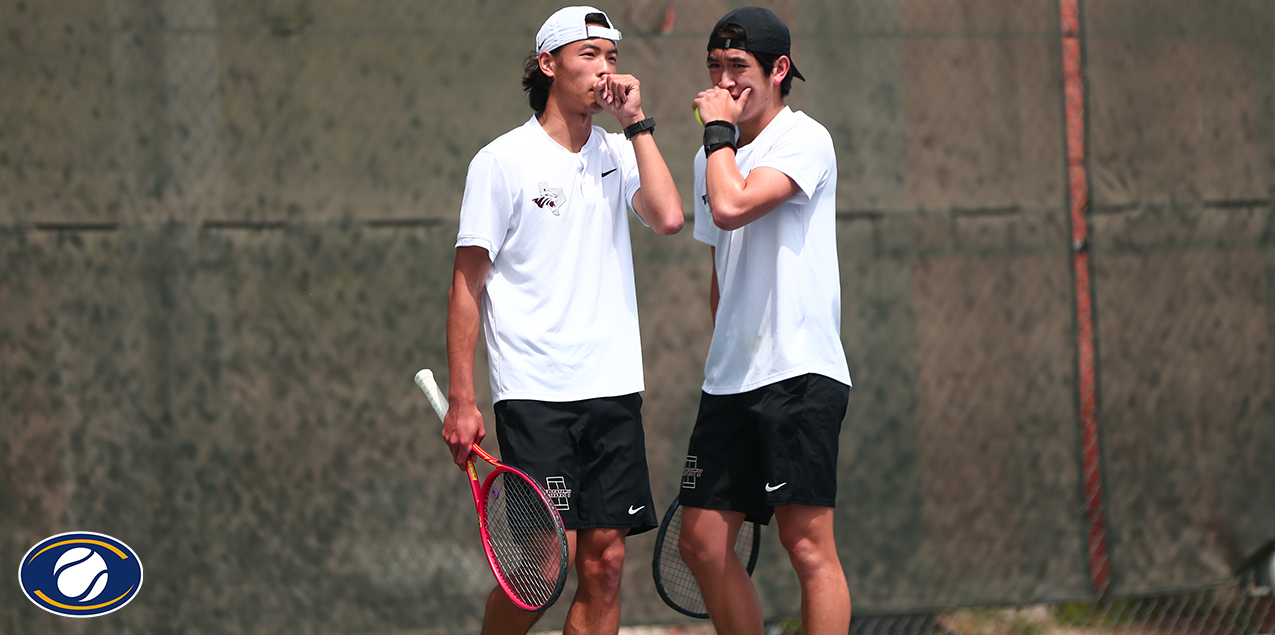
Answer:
[
  {"xmin": 456, "ymin": 149, "xmax": 514, "ymax": 261},
  {"xmin": 754, "ymin": 123, "xmax": 834, "ymax": 206}
]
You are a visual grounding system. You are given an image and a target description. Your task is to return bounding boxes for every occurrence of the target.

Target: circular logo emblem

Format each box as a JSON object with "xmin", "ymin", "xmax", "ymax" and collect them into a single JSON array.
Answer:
[{"xmin": 18, "ymin": 532, "xmax": 143, "ymax": 618}]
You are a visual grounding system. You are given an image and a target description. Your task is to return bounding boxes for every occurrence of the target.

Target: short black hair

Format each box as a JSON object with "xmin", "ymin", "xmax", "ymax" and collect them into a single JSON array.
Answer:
[
  {"xmin": 710, "ymin": 24, "xmax": 794, "ymax": 98},
  {"xmin": 522, "ymin": 12, "xmax": 611, "ymax": 113}
]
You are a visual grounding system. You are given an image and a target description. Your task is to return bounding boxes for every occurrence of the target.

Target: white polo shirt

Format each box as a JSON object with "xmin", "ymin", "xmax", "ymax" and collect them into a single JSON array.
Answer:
[
  {"xmin": 693, "ymin": 107, "xmax": 852, "ymax": 395},
  {"xmin": 457, "ymin": 115, "xmax": 646, "ymax": 403}
]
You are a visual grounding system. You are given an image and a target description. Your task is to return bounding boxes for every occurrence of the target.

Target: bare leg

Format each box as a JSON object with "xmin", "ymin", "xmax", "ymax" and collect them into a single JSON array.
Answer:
[
  {"xmin": 679, "ymin": 507, "xmax": 764, "ymax": 635},
  {"xmin": 773, "ymin": 504, "xmax": 850, "ymax": 635},
  {"xmin": 479, "ymin": 529, "xmax": 581, "ymax": 635},
  {"xmin": 479, "ymin": 587, "xmax": 544, "ymax": 635},
  {"xmin": 563, "ymin": 528, "xmax": 627, "ymax": 635}
]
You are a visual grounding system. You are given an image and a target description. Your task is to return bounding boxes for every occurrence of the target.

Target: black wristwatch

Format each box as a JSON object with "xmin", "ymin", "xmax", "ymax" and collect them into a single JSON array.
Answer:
[{"xmin": 623, "ymin": 117, "xmax": 656, "ymax": 140}]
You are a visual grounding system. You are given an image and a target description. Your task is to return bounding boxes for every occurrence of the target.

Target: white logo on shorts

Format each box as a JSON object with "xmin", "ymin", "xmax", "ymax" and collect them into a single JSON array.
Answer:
[
  {"xmin": 628, "ymin": 505, "xmax": 645, "ymax": 515},
  {"xmin": 681, "ymin": 456, "xmax": 703, "ymax": 489},
  {"xmin": 764, "ymin": 482, "xmax": 788, "ymax": 493},
  {"xmin": 545, "ymin": 476, "xmax": 571, "ymax": 510}
]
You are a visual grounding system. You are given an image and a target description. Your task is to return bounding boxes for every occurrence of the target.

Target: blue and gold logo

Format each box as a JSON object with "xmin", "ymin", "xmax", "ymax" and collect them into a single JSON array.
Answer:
[{"xmin": 19, "ymin": 532, "xmax": 143, "ymax": 618}]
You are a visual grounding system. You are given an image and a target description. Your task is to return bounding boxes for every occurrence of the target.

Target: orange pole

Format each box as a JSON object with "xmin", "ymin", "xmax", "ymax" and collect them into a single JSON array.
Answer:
[{"xmin": 1059, "ymin": 0, "xmax": 1111, "ymax": 600}]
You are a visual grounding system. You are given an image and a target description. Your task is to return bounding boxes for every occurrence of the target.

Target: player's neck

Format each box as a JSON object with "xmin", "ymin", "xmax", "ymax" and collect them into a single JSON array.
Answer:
[
  {"xmin": 537, "ymin": 99, "xmax": 595, "ymax": 153},
  {"xmin": 737, "ymin": 97, "xmax": 786, "ymax": 148}
]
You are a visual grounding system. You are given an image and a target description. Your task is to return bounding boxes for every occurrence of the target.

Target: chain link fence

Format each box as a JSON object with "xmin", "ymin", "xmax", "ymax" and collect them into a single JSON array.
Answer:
[{"xmin": 3, "ymin": 1, "xmax": 1274, "ymax": 634}]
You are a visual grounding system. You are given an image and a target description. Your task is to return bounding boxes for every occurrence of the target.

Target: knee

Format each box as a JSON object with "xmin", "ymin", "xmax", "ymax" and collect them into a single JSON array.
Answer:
[
  {"xmin": 683, "ymin": 525, "xmax": 734, "ymax": 571},
  {"xmin": 577, "ymin": 537, "xmax": 626, "ymax": 590},
  {"xmin": 778, "ymin": 529, "xmax": 834, "ymax": 577},
  {"xmin": 677, "ymin": 527, "xmax": 718, "ymax": 569}
]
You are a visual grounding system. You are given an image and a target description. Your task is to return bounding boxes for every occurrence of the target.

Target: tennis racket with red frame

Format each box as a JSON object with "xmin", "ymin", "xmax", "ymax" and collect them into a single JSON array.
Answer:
[{"xmin": 414, "ymin": 369, "xmax": 569, "ymax": 612}]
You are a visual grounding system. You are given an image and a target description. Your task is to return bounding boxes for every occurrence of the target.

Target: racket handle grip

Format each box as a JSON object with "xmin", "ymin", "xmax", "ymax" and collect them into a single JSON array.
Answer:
[
  {"xmin": 416, "ymin": 369, "xmax": 492, "ymax": 465},
  {"xmin": 414, "ymin": 369, "xmax": 450, "ymax": 420}
]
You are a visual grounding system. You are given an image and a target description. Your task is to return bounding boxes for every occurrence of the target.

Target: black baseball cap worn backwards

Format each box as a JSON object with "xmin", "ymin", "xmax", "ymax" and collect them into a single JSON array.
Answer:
[{"xmin": 708, "ymin": 6, "xmax": 805, "ymax": 81}]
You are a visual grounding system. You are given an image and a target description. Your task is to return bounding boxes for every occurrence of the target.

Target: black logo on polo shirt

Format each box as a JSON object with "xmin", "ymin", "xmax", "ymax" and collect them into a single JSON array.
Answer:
[
  {"xmin": 601, "ymin": 168, "xmax": 617, "ymax": 177},
  {"xmin": 533, "ymin": 182, "xmax": 565, "ymax": 215}
]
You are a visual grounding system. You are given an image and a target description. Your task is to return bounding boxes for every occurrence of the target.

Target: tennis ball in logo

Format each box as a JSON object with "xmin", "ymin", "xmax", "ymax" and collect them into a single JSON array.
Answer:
[{"xmin": 54, "ymin": 547, "xmax": 109, "ymax": 602}]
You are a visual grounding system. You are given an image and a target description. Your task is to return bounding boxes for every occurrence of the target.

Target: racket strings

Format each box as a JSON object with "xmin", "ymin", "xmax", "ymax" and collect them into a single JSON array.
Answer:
[
  {"xmin": 655, "ymin": 503, "xmax": 757, "ymax": 618},
  {"xmin": 483, "ymin": 472, "xmax": 566, "ymax": 608},
  {"xmin": 656, "ymin": 504, "xmax": 706, "ymax": 614}
]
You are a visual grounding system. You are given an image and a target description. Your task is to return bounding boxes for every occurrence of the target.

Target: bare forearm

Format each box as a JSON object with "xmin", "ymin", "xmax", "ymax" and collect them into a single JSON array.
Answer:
[
  {"xmin": 631, "ymin": 130, "xmax": 684, "ymax": 235},
  {"xmin": 441, "ymin": 247, "xmax": 492, "ymax": 466},
  {"xmin": 595, "ymin": 72, "xmax": 684, "ymax": 236},
  {"xmin": 704, "ymin": 148, "xmax": 799, "ymax": 231}
]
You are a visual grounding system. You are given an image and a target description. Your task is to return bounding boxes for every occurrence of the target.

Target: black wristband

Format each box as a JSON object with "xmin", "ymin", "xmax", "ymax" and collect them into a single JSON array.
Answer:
[
  {"xmin": 623, "ymin": 117, "xmax": 656, "ymax": 140},
  {"xmin": 703, "ymin": 120, "xmax": 737, "ymax": 156}
]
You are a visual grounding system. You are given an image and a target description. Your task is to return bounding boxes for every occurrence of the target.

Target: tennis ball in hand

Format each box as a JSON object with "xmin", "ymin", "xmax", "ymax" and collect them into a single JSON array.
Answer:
[{"xmin": 694, "ymin": 107, "xmax": 703, "ymax": 127}]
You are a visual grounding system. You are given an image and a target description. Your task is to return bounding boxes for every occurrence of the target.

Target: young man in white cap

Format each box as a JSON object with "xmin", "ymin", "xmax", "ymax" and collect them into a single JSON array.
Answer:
[
  {"xmin": 441, "ymin": 5, "xmax": 683, "ymax": 634},
  {"xmin": 679, "ymin": 7, "xmax": 852, "ymax": 635}
]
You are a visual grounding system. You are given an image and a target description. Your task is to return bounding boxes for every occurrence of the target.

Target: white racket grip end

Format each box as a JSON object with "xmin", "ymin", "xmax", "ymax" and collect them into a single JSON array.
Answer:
[{"xmin": 414, "ymin": 369, "xmax": 450, "ymax": 421}]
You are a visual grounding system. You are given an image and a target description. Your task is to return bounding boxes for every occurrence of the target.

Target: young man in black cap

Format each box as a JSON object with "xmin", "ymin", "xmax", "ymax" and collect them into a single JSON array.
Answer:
[
  {"xmin": 443, "ymin": 5, "xmax": 682, "ymax": 635},
  {"xmin": 678, "ymin": 7, "xmax": 852, "ymax": 635}
]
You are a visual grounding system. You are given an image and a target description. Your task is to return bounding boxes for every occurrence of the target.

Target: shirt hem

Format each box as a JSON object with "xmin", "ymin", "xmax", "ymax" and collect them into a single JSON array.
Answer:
[
  {"xmin": 701, "ymin": 368, "xmax": 851, "ymax": 396},
  {"xmin": 455, "ymin": 235, "xmax": 496, "ymax": 261},
  {"xmin": 493, "ymin": 383, "xmax": 646, "ymax": 404}
]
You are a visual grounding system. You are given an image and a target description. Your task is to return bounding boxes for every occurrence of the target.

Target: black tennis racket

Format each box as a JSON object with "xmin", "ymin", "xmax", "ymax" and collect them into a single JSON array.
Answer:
[{"xmin": 651, "ymin": 495, "xmax": 761, "ymax": 618}]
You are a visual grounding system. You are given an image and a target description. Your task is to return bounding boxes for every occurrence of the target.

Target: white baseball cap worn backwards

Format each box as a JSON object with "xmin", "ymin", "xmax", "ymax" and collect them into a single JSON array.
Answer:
[{"xmin": 536, "ymin": 6, "xmax": 622, "ymax": 55}]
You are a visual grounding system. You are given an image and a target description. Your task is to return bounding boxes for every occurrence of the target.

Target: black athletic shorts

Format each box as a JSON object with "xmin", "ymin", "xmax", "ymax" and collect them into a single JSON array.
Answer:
[
  {"xmin": 679, "ymin": 373, "xmax": 850, "ymax": 525},
  {"xmin": 494, "ymin": 393, "xmax": 658, "ymax": 535}
]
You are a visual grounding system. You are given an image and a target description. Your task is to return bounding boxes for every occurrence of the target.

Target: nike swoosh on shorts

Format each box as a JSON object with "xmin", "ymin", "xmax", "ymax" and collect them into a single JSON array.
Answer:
[
  {"xmin": 628, "ymin": 505, "xmax": 645, "ymax": 515},
  {"xmin": 764, "ymin": 482, "xmax": 788, "ymax": 492}
]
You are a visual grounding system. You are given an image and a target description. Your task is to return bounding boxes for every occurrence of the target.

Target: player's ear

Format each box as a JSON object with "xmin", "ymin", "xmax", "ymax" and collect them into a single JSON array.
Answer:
[
  {"xmin": 772, "ymin": 56, "xmax": 791, "ymax": 87},
  {"xmin": 538, "ymin": 50, "xmax": 556, "ymax": 79}
]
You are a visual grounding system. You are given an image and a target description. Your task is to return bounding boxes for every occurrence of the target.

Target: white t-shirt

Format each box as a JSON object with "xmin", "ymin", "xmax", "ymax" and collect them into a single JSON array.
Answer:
[
  {"xmin": 457, "ymin": 115, "xmax": 646, "ymax": 403},
  {"xmin": 693, "ymin": 107, "xmax": 852, "ymax": 395}
]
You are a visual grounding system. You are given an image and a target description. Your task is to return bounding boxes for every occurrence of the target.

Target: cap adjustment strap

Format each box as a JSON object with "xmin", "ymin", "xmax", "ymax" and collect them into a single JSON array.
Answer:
[
  {"xmin": 709, "ymin": 36, "xmax": 746, "ymax": 51},
  {"xmin": 586, "ymin": 25, "xmax": 622, "ymax": 41}
]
